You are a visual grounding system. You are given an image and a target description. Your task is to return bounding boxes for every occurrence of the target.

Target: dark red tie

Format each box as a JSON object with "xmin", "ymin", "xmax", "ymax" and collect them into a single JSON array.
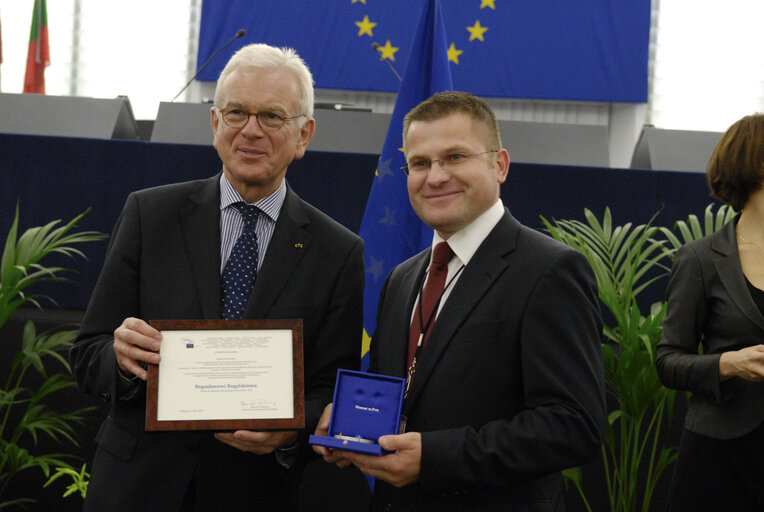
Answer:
[{"xmin": 407, "ymin": 241, "xmax": 454, "ymax": 368}]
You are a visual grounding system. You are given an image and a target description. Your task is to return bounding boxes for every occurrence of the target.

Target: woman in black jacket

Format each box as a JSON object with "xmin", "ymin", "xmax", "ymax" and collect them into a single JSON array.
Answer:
[{"xmin": 656, "ymin": 113, "xmax": 764, "ymax": 511}]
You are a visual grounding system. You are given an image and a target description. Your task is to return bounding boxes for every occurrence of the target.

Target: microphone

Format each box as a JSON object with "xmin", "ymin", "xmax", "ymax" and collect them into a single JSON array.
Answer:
[
  {"xmin": 171, "ymin": 29, "xmax": 247, "ymax": 103},
  {"xmin": 372, "ymin": 42, "xmax": 402, "ymax": 83}
]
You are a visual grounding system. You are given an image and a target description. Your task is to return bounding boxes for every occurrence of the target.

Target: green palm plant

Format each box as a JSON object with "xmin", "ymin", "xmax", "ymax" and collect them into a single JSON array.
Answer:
[
  {"xmin": 542, "ymin": 203, "xmax": 735, "ymax": 512},
  {"xmin": 0, "ymin": 206, "xmax": 104, "ymax": 327},
  {"xmin": 0, "ymin": 206, "xmax": 106, "ymax": 508},
  {"xmin": 43, "ymin": 462, "xmax": 90, "ymax": 499},
  {"xmin": 661, "ymin": 203, "xmax": 736, "ymax": 250},
  {"xmin": 541, "ymin": 208, "xmax": 677, "ymax": 512}
]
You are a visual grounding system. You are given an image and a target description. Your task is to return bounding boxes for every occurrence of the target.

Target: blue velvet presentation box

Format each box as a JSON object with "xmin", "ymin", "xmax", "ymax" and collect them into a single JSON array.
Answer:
[{"xmin": 309, "ymin": 369, "xmax": 406, "ymax": 455}]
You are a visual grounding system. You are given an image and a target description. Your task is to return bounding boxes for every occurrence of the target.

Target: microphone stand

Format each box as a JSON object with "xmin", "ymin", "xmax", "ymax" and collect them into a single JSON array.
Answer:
[
  {"xmin": 171, "ymin": 29, "xmax": 246, "ymax": 103},
  {"xmin": 371, "ymin": 42, "xmax": 403, "ymax": 83}
]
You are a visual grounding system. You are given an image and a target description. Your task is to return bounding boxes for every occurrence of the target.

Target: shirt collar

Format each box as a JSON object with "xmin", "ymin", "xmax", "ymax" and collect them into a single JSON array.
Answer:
[
  {"xmin": 431, "ymin": 199, "xmax": 505, "ymax": 266},
  {"xmin": 219, "ymin": 174, "xmax": 286, "ymax": 222}
]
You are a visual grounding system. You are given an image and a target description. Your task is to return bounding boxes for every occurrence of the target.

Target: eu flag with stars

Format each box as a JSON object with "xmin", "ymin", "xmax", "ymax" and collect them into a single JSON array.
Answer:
[
  {"xmin": 199, "ymin": 0, "xmax": 649, "ymax": 102},
  {"xmin": 357, "ymin": 0, "xmax": 452, "ymax": 367}
]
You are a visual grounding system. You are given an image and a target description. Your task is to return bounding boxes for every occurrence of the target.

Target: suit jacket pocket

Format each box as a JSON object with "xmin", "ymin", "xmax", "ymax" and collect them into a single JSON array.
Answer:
[{"xmin": 95, "ymin": 416, "xmax": 139, "ymax": 462}]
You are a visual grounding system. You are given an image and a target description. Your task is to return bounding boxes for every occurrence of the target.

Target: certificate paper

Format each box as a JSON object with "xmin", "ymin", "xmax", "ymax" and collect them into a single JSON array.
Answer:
[{"xmin": 146, "ymin": 319, "xmax": 304, "ymax": 431}]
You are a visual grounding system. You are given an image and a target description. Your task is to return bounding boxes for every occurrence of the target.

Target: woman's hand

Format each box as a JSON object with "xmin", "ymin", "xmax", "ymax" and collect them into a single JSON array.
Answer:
[{"xmin": 719, "ymin": 345, "xmax": 764, "ymax": 381}]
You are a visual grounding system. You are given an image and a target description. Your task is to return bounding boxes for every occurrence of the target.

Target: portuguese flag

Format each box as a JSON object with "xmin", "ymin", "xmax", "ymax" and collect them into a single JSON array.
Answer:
[{"xmin": 23, "ymin": 0, "xmax": 50, "ymax": 94}]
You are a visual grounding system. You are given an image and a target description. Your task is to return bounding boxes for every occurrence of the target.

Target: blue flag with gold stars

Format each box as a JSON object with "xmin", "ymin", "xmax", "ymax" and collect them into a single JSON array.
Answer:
[
  {"xmin": 356, "ymin": 0, "xmax": 452, "ymax": 367},
  {"xmin": 199, "ymin": 0, "xmax": 649, "ymax": 102}
]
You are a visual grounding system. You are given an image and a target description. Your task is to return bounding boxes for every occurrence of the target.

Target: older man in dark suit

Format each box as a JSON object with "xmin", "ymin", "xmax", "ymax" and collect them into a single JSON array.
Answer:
[
  {"xmin": 314, "ymin": 91, "xmax": 605, "ymax": 511},
  {"xmin": 70, "ymin": 44, "xmax": 364, "ymax": 511}
]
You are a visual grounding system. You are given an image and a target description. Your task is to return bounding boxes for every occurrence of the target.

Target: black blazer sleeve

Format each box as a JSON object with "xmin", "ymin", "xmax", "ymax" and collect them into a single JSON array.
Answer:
[
  {"xmin": 656, "ymin": 243, "xmax": 727, "ymax": 403},
  {"xmin": 70, "ymin": 191, "xmax": 147, "ymax": 403}
]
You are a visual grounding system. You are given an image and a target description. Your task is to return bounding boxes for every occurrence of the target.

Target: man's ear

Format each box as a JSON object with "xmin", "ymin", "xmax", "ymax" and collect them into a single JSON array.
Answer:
[
  {"xmin": 294, "ymin": 117, "xmax": 316, "ymax": 160},
  {"xmin": 210, "ymin": 107, "xmax": 220, "ymax": 146},
  {"xmin": 496, "ymin": 148, "xmax": 510, "ymax": 184}
]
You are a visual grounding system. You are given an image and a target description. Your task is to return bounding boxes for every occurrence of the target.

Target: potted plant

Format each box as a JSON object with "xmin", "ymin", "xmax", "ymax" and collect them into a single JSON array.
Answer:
[
  {"xmin": 540, "ymin": 204, "xmax": 734, "ymax": 512},
  {"xmin": 0, "ymin": 206, "xmax": 106, "ymax": 508}
]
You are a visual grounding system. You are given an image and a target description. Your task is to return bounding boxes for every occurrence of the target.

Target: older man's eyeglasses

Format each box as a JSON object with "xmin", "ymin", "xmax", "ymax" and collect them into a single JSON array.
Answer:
[
  {"xmin": 217, "ymin": 107, "xmax": 305, "ymax": 132},
  {"xmin": 401, "ymin": 149, "xmax": 498, "ymax": 176}
]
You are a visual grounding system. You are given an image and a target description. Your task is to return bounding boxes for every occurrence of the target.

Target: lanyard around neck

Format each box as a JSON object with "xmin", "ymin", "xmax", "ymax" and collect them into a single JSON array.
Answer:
[{"xmin": 405, "ymin": 262, "xmax": 465, "ymax": 397}]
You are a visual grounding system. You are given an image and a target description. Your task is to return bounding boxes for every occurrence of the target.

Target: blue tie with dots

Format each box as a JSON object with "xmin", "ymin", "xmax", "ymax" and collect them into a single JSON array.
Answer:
[{"xmin": 221, "ymin": 203, "xmax": 260, "ymax": 319}]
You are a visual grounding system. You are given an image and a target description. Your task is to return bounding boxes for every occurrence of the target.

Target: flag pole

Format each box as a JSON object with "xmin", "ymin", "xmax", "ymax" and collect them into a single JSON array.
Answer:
[{"xmin": 358, "ymin": 0, "xmax": 453, "ymax": 370}]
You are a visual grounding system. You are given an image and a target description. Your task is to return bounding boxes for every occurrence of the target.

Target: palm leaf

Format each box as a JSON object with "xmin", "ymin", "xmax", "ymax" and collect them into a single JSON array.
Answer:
[
  {"xmin": 665, "ymin": 203, "xmax": 736, "ymax": 250},
  {"xmin": 0, "ymin": 204, "xmax": 21, "ymax": 291},
  {"xmin": 0, "ymin": 207, "xmax": 106, "ymax": 332}
]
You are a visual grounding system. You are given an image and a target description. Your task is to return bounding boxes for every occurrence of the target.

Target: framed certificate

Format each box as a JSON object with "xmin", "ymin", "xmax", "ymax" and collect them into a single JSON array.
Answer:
[{"xmin": 145, "ymin": 319, "xmax": 304, "ymax": 431}]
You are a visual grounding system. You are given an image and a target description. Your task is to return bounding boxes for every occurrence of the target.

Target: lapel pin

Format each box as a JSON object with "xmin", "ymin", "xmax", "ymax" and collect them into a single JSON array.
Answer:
[{"xmin": 294, "ymin": 243, "xmax": 303, "ymax": 249}]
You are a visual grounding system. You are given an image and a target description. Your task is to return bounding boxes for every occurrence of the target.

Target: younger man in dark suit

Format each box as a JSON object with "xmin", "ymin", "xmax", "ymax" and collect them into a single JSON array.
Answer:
[
  {"xmin": 70, "ymin": 44, "xmax": 364, "ymax": 511},
  {"xmin": 314, "ymin": 91, "xmax": 605, "ymax": 511}
]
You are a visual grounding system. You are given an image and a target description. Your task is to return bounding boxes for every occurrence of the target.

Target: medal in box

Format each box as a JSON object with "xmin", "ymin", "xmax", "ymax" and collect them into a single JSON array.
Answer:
[{"xmin": 309, "ymin": 369, "xmax": 405, "ymax": 455}]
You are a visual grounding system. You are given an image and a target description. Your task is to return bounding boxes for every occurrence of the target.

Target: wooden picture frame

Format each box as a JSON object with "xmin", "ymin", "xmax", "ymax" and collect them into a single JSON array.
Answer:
[{"xmin": 145, "ymin": 319, "xmax": 304, "ymax": 431}]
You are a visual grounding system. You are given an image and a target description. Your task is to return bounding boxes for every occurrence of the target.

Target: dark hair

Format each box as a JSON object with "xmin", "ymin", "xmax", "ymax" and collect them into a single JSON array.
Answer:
[
  {"xmin": 402, "ymin": 91, "xmax": 501, "ymax": 150},
  {"xmin": 706, "ymin": 113, "xmax": 764, "ymax": 211}
]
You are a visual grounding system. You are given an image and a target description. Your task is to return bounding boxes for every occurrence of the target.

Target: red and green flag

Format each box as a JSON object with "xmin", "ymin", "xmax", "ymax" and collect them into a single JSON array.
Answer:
[{"xmin": 23, "ymin": 0, "xmax": 50, "ymax": 94}]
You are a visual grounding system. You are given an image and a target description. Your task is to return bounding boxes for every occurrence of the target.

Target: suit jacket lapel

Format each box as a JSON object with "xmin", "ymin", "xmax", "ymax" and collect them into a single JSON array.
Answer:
[
  {"xmin": 712, "ymin": 218, "xmax": 764, "ymax": 331},
  {"xmin": 404, "ymin": 210, "xmax": 519, "ymax": 414},
  {"xmin": 244, "ymin": 185, "xmax": 312, "ymax": 318},
  {"xmin": 179, "ymin": 175, "xmax": 222, "ymax": 319}
]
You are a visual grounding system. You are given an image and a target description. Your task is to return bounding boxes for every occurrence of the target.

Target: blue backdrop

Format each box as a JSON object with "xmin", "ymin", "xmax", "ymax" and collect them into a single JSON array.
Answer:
[
  {"xmin": 0, "ymin": 133, "xmax": 718, "ymax": 314},
  {"xmin": 198, "ymin": 0, "xmax": 650, "ymax": 102}
]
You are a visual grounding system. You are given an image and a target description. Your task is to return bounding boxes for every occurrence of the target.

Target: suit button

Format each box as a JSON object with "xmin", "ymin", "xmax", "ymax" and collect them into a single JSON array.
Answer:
[{"xmin": 101, "ymin": 392, "xmax": 111, "ymax": 401}]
